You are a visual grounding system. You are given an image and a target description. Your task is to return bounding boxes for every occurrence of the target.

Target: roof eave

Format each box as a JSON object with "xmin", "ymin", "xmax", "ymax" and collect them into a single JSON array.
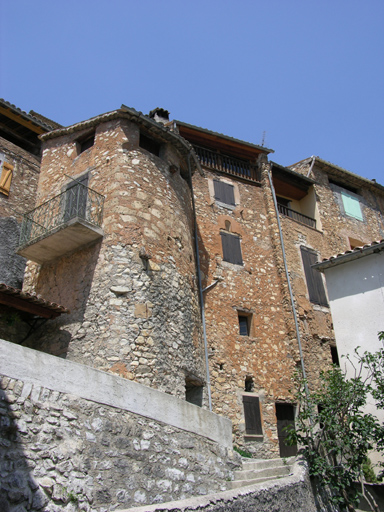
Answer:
[
  {"xmin": 174, "ymin": 120, "xmax": 274, "ymax": 155},
  {"xmin": 313, "ymin": 242, "xmax": 384, "ymax": 272}
]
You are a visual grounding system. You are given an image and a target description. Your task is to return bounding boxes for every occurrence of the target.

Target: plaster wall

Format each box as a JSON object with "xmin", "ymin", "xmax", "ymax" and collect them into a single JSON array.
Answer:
[{"xmin": 322, "ymin": 251, "xmax": 384, "ymax": 468}]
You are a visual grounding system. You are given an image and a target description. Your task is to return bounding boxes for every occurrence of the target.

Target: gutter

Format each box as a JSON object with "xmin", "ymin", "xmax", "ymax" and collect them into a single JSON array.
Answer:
[
  {"xmin": 187, "ymin": 153, "xmax": 212, "ymax": 411},
  {"xmin": 267, "ymin": 171, "xmax": 310, "ymax": 400}
]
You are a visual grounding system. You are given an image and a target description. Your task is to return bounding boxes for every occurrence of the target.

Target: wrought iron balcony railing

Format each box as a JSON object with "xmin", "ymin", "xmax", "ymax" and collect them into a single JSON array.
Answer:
[
  {"xmin": 193, "ymin": 145, "xmax": 261, "ymax": 182},
  {"xmin": 19, "ymin": 183, "xmax": 105, "ymax": 247},
  {"xmin": 277, "ymin": 203, "xmax": 316, "ymax": 229}
]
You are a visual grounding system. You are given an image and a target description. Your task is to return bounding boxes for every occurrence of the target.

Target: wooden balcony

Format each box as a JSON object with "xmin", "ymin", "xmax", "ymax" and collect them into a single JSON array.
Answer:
[{"xmin": 193, "ymin": 145, "xmax": 261, "ymax": 182}]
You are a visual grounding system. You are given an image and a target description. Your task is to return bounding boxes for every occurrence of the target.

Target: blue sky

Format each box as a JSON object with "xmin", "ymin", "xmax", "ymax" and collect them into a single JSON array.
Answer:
[{"xmin": 1, "ymin": 1, "xmax": 383, "ymax": 184}]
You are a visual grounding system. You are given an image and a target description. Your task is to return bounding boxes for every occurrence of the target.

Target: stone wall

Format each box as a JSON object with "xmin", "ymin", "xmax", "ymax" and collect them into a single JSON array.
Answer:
[
  {"xmin": 120, "ymin": 460, "xmax": 318, "ymax": 512},
  {"xmin": 0, "ymin": 339, "xmax": 237, "ymax": 512},
  {"xmin": 0, "ymin": 137, "xmax": 40, "ymax": 288},
  {"xmin": 22, "ymin": 117, "xmax": 206, "ymax": 401},
  {"xmin": 192, "ymin": 167, "xmax": 297, "ymax": 456},
  {"xmin": 279, "ymin": 160, "xmax": 384, "ymax": 392}
]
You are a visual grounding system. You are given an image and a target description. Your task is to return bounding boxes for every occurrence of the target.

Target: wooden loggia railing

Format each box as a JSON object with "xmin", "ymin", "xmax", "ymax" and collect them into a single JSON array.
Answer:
[
  {"xmin": 277, "ymin": 203, "xmax": 316, "ymax": 229},
  {"xmin": 193, "ymin": 145, "xmax": 261, "ymax": 182}
]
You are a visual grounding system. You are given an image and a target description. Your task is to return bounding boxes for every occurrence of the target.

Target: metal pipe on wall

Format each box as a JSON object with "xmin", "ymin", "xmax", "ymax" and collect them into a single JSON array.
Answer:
[{"xmin": 187, "ymin": 153, "xmax": 212, "ymax": 411}]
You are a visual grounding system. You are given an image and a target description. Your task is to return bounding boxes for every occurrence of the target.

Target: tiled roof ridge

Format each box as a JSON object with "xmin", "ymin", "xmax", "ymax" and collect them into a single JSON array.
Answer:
[
  {"xmin": 0, "ymin": 283, "xmax": 70, "ymax": 313},
  {"xmin": 319, "ymin": 239, "xmax": 384, "ymax": 264},
  {"xmin": 0, "ymin": 98, "xmax": 57, "ymax": 131}
]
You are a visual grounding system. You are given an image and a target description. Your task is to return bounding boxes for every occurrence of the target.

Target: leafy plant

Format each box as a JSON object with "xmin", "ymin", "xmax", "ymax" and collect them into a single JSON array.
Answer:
[
  {"xmin": 233, "ymin": 445, "xmax": 253, "ymax": 458},
  {"xmin": 286, "ymin": 339, "xmax": 384, "ymax": 512}
]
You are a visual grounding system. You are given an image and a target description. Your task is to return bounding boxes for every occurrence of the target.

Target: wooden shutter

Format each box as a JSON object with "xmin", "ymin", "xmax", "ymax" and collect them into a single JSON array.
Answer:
[
  {"xmin": 221, "ymin": 232, "xmax": 243, "ymax": 265},
  {"xmin": 0, "ymin": 162, "xmax": 14, "ymax": 196},
  {"xmin": 341, "ymin": 191, "xmax": 363, "ymax": 221},
  {"xmin": 300, "ymin": 247, "xmax": 328, "ymax": 307},
  {"xmin": 243, "ymin": 396, "xmax": 263, "ymax": 435},
  {"xmin": 213, "ymin": 180, "xmax": 235, "ymax": 206}
]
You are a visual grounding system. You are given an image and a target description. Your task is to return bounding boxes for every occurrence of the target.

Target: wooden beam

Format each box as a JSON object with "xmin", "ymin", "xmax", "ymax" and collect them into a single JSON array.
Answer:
[
  {"xmin": 0, "ymin": 105, "xmax": 46, "ymax": 134},
  {"xmin": 0, "ymin": 292, "xmax": 59, "ymax": 318}
]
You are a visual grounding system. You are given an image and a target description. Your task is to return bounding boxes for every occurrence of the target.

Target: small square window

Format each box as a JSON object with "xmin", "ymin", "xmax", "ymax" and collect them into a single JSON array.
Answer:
[
  {"xmin": 238, "ymin": 313, "xmax": 252, "ymax": 336},
  {"xmin": 139, "ymin": 133, "xmax": 161, "ymax": 157},
  {"xmin": 77, "ymin": 132, "xmax": 95, "ymax": 154}
]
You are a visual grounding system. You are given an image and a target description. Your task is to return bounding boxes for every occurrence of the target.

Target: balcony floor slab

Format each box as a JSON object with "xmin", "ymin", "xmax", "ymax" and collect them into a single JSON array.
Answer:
[{"xmin": 17, "ymin": 218, "xmax": 103, "ymax": 264}]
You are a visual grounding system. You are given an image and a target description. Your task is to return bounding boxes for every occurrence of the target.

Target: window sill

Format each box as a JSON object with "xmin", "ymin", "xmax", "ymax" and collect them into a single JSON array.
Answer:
[{"xmin": 244, "ymin": 435, "xmax": 264, "ymax": 442}]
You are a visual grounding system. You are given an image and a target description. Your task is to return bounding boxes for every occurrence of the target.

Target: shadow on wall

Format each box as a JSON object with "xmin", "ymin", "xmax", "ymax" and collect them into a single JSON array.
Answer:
[
  {"xmin": 23, "ymin": 240, "xmax": 102, "ymax": 357},
  {"xmin": 0, "ymin": 385, "xmax": 37, "ymax": 511},
  {"xmin": 0, "ymin": 217, "xmax": 27, "ymax": 289}
]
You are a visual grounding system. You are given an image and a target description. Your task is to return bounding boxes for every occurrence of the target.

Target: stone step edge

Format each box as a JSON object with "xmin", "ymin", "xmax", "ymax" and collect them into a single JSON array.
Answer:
[
  {"xmin": 233, "ymin": 466, "xmax": 291, "ymax": 481},
  {"xmin": 229, "ymin": 474, "xmax": 288, "ymax": 489}
]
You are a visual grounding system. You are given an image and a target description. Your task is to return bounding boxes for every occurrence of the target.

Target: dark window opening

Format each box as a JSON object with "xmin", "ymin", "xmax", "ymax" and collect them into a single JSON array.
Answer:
[
  {"xmin": 213, "ymin": 179, "xmax": 236, "ymax": 206},
  {"xmin": 219, "ymin": 363, "xmax": 224, "ymax": 371},
  {"xmin": 276, "ymin": 196, "xmax": 291, "ymax": 208},
  {"xmin": 78, "ymin": 133, "xmax": 95, "ymax": 154},
  {"xmin": 300, "ymin": 246, "xmax": 328, "ymax": 307},
  {"xmin": 139, "ymin": 133, "xmax": 161, "ymax": 157},
  {"xmin": 244, "ymin": 376, "xmax": 254, "ymax": 392},
  {"xmin": 238, "ymin": 312, "xmax": 252, "ymax": 336},
  {"xmin": 331, "ymin": 346, "xmax": 340, "ymax": 366},
  {"xmin": 329, "ymin": 178, "xmax": 359, "ymax": 195},
  {"xmin": 276, "ymin": 403, "xmax": 297, "ymax": 457},
  {"xmin": 221, "ymin": 232, "xmax": 243, "ymax": 265},
  {"xmin": 243, "ymin": 395, "xmax": 263, "ymax": 436},
  {"xmin": 185, "ymin": 377, "xmax": 203, "ymax": 407}
]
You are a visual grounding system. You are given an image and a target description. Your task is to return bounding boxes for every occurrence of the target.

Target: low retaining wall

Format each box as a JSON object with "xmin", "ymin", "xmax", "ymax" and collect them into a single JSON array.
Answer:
[
  {"xmin": 0, "ymin": 339, "xmax": 237, "ymax": 511},
  {"xmin": 120, "ymin": 460, "xmax": 318, "ymax": 512}
]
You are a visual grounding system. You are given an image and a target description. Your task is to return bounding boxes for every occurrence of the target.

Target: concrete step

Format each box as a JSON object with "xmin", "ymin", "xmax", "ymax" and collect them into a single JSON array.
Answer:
[
  {"xmin": 233, "ymin": 464, "xmax": 291, "ymax": 481},
  {"xmin": 228, "ymin": 457, "xmax": 295, "ymax": 490},
  {"xmin": 239, "ymin": 456, "xmax": 295, "ymax": 472}
]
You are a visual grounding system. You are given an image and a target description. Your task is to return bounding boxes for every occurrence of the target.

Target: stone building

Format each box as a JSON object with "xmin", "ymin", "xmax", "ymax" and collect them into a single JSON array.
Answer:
[
  {"xmin": 0, "ymin": 99, "xmax": 68, "ymax": 344},
  {"xmin": 4, "ymin": 102, "xmax": 384, "ymax": 460}
]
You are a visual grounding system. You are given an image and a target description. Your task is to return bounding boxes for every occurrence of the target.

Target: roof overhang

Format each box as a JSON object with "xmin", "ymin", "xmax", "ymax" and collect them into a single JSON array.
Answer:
[
  {"xmin": 174, "ymin": 120, "xmax": 274, "ymax": 161},
  {"xmin": 290, "ymin": 156, "xmax": 384, "ymax": 195},
  {"xmin": 271, "ymin": 161, "xmax": 316, "ymax": 200},
  {"xmin": 0, "ymin": 283, "xmax": 70, "ymax": 319},
  {"xmin": 313, "ymin": 241, "xmax": 384, "ymax": 272}
]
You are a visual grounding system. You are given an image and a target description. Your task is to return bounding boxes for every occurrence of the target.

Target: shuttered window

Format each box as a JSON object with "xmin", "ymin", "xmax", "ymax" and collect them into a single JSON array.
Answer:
[
  {"xmin": 213, "ymin": 180, "xmax": 235, "ymax": 206},
  {"xmin": 300, "ymin": 247, "xmax": 328, "ymax": 307},
  {"xmin": 0, "ymin": 162, "xmax": 14, "ymax": 196},
  {"xmin": 341, "ymin": 191, "xmax": 363, "ymax": 221},
  {"xmin": 221, "ymin": 232, "xmax": 243, "ymax": 265},
  {"xmin": 243, "ymin": 395, "xmax": 263, "ymax": 435}
]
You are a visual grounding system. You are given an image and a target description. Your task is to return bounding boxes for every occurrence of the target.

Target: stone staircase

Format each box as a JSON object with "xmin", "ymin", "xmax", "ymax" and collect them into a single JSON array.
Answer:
[{"xmin": 229, "ymin": 456, "xmax": 296, "ymax": 489}]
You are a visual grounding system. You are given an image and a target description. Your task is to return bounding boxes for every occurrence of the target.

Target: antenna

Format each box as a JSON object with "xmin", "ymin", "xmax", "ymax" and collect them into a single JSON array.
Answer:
[{"xmin": 261, "ymin": 130, "xmax": 266, "ymax": 147}]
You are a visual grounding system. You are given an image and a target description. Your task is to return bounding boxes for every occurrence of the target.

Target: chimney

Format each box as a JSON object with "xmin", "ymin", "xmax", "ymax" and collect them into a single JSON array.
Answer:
[{"xmin": 148, "ymin": 108, "xmax": 170, "ymax": 125}]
